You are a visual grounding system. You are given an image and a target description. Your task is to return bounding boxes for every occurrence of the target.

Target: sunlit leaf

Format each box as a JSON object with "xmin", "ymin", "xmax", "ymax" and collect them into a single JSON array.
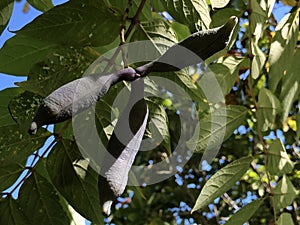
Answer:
[
  {"xmin": 211, "ymin": 0, "xmax": 230, "ymax": 9},
  {"xmin": 192, "ymin": 156, "xmax": 253, "ymax": 212},
  {"xmin": 224, "ymin": 199, "xmax": 264, "ymax": 225},
  {"xmin": 267, "ymin": 139, "xmax": 294, "ymax": 176},
  {"xmin": 277, "ymin": 212, "xmax": 295, "ymax": 225},
  {"xmin": 272, "ymin": 175, "xmax": 298, "ymax": 211}
]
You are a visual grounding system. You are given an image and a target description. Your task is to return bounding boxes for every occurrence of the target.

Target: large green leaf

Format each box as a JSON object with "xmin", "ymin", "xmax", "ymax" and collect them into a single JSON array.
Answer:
[
  {"xmin": 192, "ymin": 156, "xmax": 253, "ymax": 212},
  {"xmin": 46, "ymin": 140, "xmax": 103, "ymax": 224},
  {"xmin": 212, "ymin": 8, "xmax": 243, "ymax": 27},
  {"xmin": 160, "ymin": 0, "xmax": 211, "ymax": 32},
  {"xmin": 18, "ymin": 172, "xmax": 70, "ymax": 225},
  {"xmin": 0, "ymin": 0, "xmax": 14, "ymax": 35},
  {"xmin": 272, "ymin": 175, "xmax": 298, "ymax": 211},
  {"xmin": 267, "ymin": 139, "xmax": 294, "ymax": 176},
  {"xmin": 224, "ymin": 199, "xmax": 264, "ymax": 225},
  {"xmin": 0, "ymin": 125, "xmax": 50, "ymax": 192},
  {"xmin": 0, "ymin": 35, "xmax": 58, "ymax": 76},
  {"xmin": 27, "ymin": 0, "xmax": 54, "ymax": 12},
  {"xmin": 257, "ymin": 87, "xmax": 281, "ymax": 131},
  {"xmin": 0, "ymin": 88, "xmax": 23, "ymax": 127},
  {"xmin": 189, "ymin": 105, "xmax": 248, "ymax": 153},
  {"xmin": 17, "ymin": 0, "xmax": 120, "ymax": 47},
  {"xmin": 279, "ymin": 49, "xmax": 300, "ymax": 121},
  {"xmin": 277, "ymin": 213, "xmax": 295, "ymax": 225},
  {"xmin": 0, "ymin": 197, "xmax": 32, "ymax": 225},
  {"xmin": 268, "ymin": 11, "xmax": 299, "ymax": 92}
]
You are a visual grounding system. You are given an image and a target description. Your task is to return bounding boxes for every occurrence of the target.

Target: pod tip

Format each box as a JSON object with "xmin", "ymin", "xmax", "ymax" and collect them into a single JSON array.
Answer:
[{"xmin": 28, "ymin": 122, "xmax": 38, "ymax": 135}]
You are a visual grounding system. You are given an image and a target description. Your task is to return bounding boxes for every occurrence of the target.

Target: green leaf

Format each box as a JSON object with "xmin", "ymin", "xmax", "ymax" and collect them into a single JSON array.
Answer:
[
  {"xmin": 268, "ymin": 11, "xmax": 299, "ymax": 92},
  {"xmin": 0, "ymin": 35, "xmax": 58, "ymax": 76},
  {"xmin": 0, "ymin": 88, "xmax": 23, "ymax": 127},
  {"xmin": 208, "ymin": 63, "xmax": 235, "ymax": 96},
  {"xmin": 9, "ymin": 91, "xmax": 44, "ymax": 127},
  {"xmin": 272, "ymin": 175, "xmax": 298, "ymax": 211},
  {"xmin": 277, "ymin": 213, "xmax": 295, "ymax": 225},
  {"xmin": 189, "ymin": 105, "xmax": 248, "ymax": 153},
  {"xmin": 18, "ymin": 172, "xmax": 70, "ymax": 225},
  {"xmin": 17, "ymin": 1, "xmax": 120, "ymax": 47},
  {"xmin": 212, "ymin": 8, "xmax": 242, "ymax": 27},
  {"xmin": 192, "ymin": 156, "xmax": 253, "ymax": 212},
  {"xmin": 211, "ymin": 0, "xmax": 230, "ymax": 9},
  {"xmin": 0, "ymin": 0, "xmax": 14, "ymax": 35},
  {"xmin": 279, "ymin": 49, "xmax": 300, "ymax": 121},
  {"xmin": 160, "ymin": 0, "xmax": 211, "ymax": 32},
  {"xmin": 222, "ymin": 56, "xmax": 249, "ymax": 78},
  {"xmin": 267, "ymin": 139, "xmax": 294, "ymax": 176},
  {"xmin": 171, "ymin": 21, "xmax": 191, "ymax": 41},
  {"xmin": 27, "ymin": 0, "xmax": 54, "ymax": 12},
  {"xmin": 0, "ymin": 197, "xmax": 32, "ymax": 225},
  {"xmin": 0, "ymin": 125, "xmax": 50, "ymax": 192},
  {"xmin": 224, "ymin": 199, "xmax": 264, "ymax": 225},
  {"xmin": 257, "ymin": 87, "xmax": 281, "ymax": 131},
  {"xmin": 46, "ymin": 139, "xmax": 103, "ymax": 224}
]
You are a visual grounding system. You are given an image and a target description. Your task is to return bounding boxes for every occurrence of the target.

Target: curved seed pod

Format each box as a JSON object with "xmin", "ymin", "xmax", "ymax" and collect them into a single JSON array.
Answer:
[
  {"xmin": 98, "ymin": 78, "xmax": 148, "ymax": 215},
  {"xmin": 29, "ymin": 68, "xmax": 137, "ymax": 134},
  {"xmin": 135, "ymin": 16, "xmax": 238, "ymax": 76}
]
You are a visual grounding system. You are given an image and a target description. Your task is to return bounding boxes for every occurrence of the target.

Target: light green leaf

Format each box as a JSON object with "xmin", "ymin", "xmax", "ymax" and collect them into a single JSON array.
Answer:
[
  {"xmin": 222, "ymin": 56, "xmax": 249, "ymax": 77},
  {"xmin": 224, "ymin": 199, "xmax": 264, "ymax": 225},
  {"xmin": 268, "ymin": 11, "xmax": 299, "ymax": 92},
  {"xmin": 18, "ymin": 172, "xmax": 70, "ymax": 225},
  {"xmin": 277, "ymin": 213, "xmax": 295, "ymax": 225},
  {"xmin": 160, "ymin": 0, "xmax": 211, "ymax": 32},
  {"xmin": 0, "ymin": 35, "xmax": 58, "ymax": 76},
  {"xmin": 27, "ymin": 0, "xmax": 54, "ymax": 12},
  {"xmin": 258, "ymin": 87, "xmax": 281, "ymax": 131},
  {"xmin": 211, "ymin": 0, "xmax": 230, "ymax": 9},
  {"xmin": 0, "ymin": 125, "xmax": 50, "ymax": 192},
  {"xmin": 192, "ymin": 156, "xmax": 253, "ymax": 212},
  {"xmin": 0, "ymin": 197, "xmax": 32, "ymax": 225},
  {"xmin": 267, "ymin": 139, "xmax": 294, "ymax": 176},
  {"xmin": 18, "ymin": 1, "xmax": 120, "ymax": 47},
  {"xmin": 0, "ymin": 0, "xmax": 14, "ymax": 35},
  {"xmin": 272, "ymin": 175, "xmax": 298, "ymax": 211},
  {"xmin": 46, "ymin": 140, "xmax": 103, "ymax": 224},
  {"xmin": 279, "ymin": 49, "xmax": 300, "ymax": 121},
  {"xmin": 0, "ymin": 88, "xmax": 23, "ymax": 127},
  {"xmin": 189, "ymin": 105, "xmax": 248, "ymax": 153}
]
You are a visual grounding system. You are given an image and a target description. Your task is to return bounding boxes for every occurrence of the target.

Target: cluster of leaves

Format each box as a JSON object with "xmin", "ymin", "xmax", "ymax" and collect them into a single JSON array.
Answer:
[{"xmin": 0, "ymin": 0, "xmax": 299, "ymax": 225}]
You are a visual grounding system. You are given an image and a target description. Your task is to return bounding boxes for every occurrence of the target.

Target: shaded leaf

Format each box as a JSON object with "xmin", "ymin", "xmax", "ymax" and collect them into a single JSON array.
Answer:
[
  {"xmin": 0, "ymin": 0, "xmax": 14, "ymax": 35},
  {"xmin": 267, "ymin": 139, "xmax": 294, "ymax": 176},
  {"xmin": 0, "ymin": 35, "xmax": 58, "ymax": 76},
  {"xmin": 192, "ymin": 156, "xmax": 253, "ymax": 212},
  {"xmin": 258, "ymin": 87, "xmax": 281, "ymax": 131},
  {"xmin": 27, "ymin": 0, "xmax": 54, "ymax": 12},
  {"xmin": 0, "ymin": 88, "xmax": 23, "ymax": 127},
  {"xmin": 46, "ymin": 139, "xmax": 103, "ymax": 224},
  {"xmin": 18, "ymin": 0, "xmax": 120, "ymax": 47},
  {"xmin": 0, "ymin": 125, "xmax": 50, "ymax": 192},
  {"xmin": 272, "ymin": 175, "xmax": 298, "ymax": 211},
  {"xmin": 18, "ymin": 172, "xmax": 70, "ymax": 225},
  {"xmin": 212, "ymin": 8, "xmax": 242, "ymax": 27},
  {"xmin": 224, "ymin": 199, "xmax": 264, "ymax": 225},
  {"xmin": 0, "ymin": 197, "xmax": 32, "ymax": 225},
  {"xmin": 189, "ymin": 105, "xmax": 248, "ymax": 153},
  {"xmin": 268, "ymin": 11, "xmax": 299, "ymax": 92},
  {"xmin": 277, "ymin": 212, "xmax": 295, "ymax": 225}
]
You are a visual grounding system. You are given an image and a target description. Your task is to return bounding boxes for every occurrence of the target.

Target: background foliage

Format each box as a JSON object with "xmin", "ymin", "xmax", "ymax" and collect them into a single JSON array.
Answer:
[{"xmin": 0, "ymin": 0, "xmax": 300, "ymax": 224}]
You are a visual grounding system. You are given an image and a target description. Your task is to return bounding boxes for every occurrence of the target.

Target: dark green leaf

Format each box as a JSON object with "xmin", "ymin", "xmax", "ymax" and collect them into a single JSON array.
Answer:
[
  {"xmin": 0, "ymin": 88, "xmax": 23, "ymax": 126},
  {"xmin": 267, "ymin": 139, "xmax": 294, "ymax": 176},
  {"xmin": 18, "ymin": 172, "xmax": 70, "ymax": 225},
  {"xmin": 212, "ymin": 8, "xmax": 242, "ymax": 27},
  {"xmin": 0, "ymin": 197, "xmax": 32, "ymax": 225},
  {"xmin": 27, "ymin": 0, "xmax": 54, "ymax": 12},
  {"xmin": 46, "ymin": 139, "xmax": 103, "ymax": 223},
  {"xmin": 17, "ymin": 1, "xmax": 120, "ymax": 47},
  {"xmin": 0, "ymin": 125, "xmax": 50, "ymax": 192},
  {"xmin": 0, "ymin": 0, "xmax": 14, "ymax": 35},
  {"xmin": 224, "ymin": 199, "xmax": 264, "ymax": 225},
  {"xmin": 0, "ymin": 35, "xmax": 58, "ymax": 76},
  {"xmin": 192, "ymin": 156, "xmax": 253, "ymax": 212}
]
